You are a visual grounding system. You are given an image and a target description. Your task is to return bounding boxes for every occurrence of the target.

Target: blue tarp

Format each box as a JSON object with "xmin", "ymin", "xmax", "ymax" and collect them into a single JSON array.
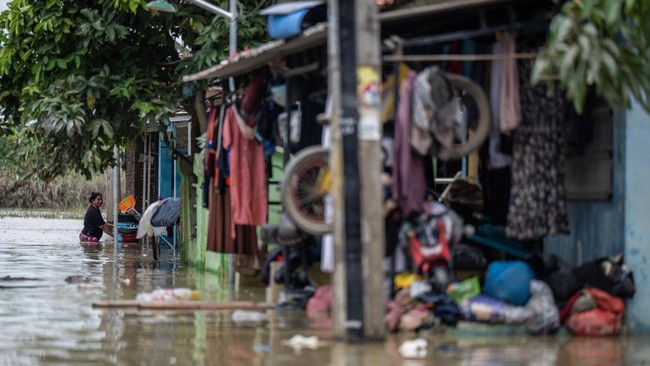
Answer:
[{"xmin": 150, "ymin": 198, "xmax": 181, "ymax": 227}]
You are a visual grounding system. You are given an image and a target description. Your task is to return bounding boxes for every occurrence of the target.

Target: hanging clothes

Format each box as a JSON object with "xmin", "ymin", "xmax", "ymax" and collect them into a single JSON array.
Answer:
[
  {"xmin": 499, "ymin": 35, "xmax": 521, "ymax": 135},
  {"xmin": 489, "ymin": 40, "xmax": 513, "ymax": 169},
  {"xmin": 506, "ymin": 45, "xmax": 570, "ymax": 240},
  {"xmin": 223, "ymin": 105, "xmax": 268, "ymax": 238},
  {"xmin": 381, "ymin": 63, "xmax": 412, "ymax": 124},
  {"xmin": 392, "ymin": 71, "xmax": 427, "ymax": 216},
  {"xmin": 202, "ymin": 107, "xmax": 219, "ymax": 208},
  {"xmin": 410, "ymin": 66, "xmax": 463, "ymax": 156},
  {"xmin": 287, "ymin": 75, "xmax": 326, "ymax": 153},
  {"xmin": 205, "ymin": 106, "xmax": 219, "ymax": 174},
  {"xmin": 206, "ymin": 181, "xmax": 259, "ymax": 256}
]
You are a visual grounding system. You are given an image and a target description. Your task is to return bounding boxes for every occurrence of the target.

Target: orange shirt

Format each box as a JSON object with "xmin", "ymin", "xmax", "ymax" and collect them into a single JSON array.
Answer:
[{"xmin": 222, "ymin": 106, "xmax": 268, "ymax": 238}]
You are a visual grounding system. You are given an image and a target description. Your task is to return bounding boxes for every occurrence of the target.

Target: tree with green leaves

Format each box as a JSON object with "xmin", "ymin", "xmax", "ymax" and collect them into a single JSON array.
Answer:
[
  {"xmin": 0, "ymin": 0, "xmax": 267, "ymax": 180},
  {"xmin": 534, "ymin": 0, "xmax": 650, "ymax": 114}
]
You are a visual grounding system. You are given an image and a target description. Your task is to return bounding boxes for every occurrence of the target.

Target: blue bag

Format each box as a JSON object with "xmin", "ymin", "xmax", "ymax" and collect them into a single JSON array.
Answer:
[
  {"xmin": 260, "ymin": 1, "xmax": 326, "ymax": 40},
  {"xmin": 483, "ymin": 260, "xmax": 535, "ymax": 306}
]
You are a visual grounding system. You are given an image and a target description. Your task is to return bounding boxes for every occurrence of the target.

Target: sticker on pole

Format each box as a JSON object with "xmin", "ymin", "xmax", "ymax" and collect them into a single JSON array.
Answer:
[{"xmin": 357, "ymin": 66, "xmax": 381, "ymax": 141}]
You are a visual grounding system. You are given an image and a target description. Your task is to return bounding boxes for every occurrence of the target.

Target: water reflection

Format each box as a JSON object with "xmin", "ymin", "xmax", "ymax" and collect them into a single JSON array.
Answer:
[{"xmin": 0, "ymin": 217, "xmax": 643, "ymax": 366}]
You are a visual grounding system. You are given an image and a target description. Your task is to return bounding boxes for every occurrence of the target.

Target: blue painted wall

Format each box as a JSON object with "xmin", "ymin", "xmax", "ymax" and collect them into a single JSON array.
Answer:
[
  {"xmin": 545, "ymin": 110, "xmax": 625, "ymax": 265},
  {"xmin": 158, "ymin": 132, "xmax": 173, "ymax": 200},
  {"xmin": 624, "ymin": 101, "xmax": 650, "ymax": 334}
]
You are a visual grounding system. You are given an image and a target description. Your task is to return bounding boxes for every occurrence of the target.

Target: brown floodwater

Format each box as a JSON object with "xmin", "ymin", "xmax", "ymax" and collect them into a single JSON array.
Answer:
[{"xmin": 0, "ymin": 216, "xmax": 648, "ymax": 366}]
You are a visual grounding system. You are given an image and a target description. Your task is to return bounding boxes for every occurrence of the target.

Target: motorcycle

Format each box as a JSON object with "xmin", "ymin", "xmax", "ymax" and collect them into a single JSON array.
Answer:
[{"xmin": 401, "ymin": 201, "xmax": 464, "ymax": 292}]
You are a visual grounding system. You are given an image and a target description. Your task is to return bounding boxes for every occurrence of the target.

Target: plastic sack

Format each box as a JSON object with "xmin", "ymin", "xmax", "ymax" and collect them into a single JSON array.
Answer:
[
  {"xmin": 572, "ymin": 254, "xmax": 635, "ymax": 299},
  {"xmin": 564, "ymin": 288, "xmax": 624, "ymax": 336},
  {"xmin": 137, "ymin": 201, "xmax": 166, "ymax": 239},
  {"xmin": 278, "ymin": 108, "xmax": 301, "ymax": 144},
  {"xmin": 459, "ymin": 295, "xmax": 509, "ymax": 323},
  {"xmin": 527, "ymin": 253, "xmax": 582, "ymax": 307},
  {"xmin": 525, "ymin": 280, "xmax": 560, "ymax": 335},
  {"xmin": 483, "ymin": 260, "xmax": 535, "ymax": 306},
  {"xmin": 150, "ymin": 198, "xmax": 181, "ymax": 227}
]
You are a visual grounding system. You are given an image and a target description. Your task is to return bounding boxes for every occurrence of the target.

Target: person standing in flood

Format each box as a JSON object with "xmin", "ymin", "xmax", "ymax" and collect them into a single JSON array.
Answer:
[{"xmin": 79, "ymin": 192, "xmax": 113, "ymax": 243}]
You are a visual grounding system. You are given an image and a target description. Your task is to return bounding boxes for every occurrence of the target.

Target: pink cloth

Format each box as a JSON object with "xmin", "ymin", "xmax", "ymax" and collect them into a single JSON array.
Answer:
[
  {"xmin": 79, "ymin": 231, "xmax": 99, "ymax": 243},
  {"xmin": 223, "ymin": 106, "xmax": 268, "ymax": 238},
  {"xmin": 499, "ymin": 35, "xmax": 521, "ymax": 135},
  {"xmin": 392, "ymin": 71, "xmax": 426, "ymax": 216}
]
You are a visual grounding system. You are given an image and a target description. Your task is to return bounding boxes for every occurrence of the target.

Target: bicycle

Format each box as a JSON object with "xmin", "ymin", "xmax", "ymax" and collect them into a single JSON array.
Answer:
[{"xmin": 281, "ymin": 72, "xmax": 490, "ymax": 235}]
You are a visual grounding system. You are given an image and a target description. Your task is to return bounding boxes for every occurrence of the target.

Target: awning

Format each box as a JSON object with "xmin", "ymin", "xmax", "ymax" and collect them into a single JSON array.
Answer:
[{"xmin": 182, "ymin": 23, "xmax": 327, "ymax": 82}]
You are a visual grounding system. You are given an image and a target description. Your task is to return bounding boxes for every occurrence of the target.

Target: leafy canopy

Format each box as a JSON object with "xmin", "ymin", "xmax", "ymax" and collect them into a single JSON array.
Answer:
[
  {"xmin": 0, "ymin": 0, "xmax": 267, "ymax": 180},
  {"xmin": 534, "ymin": 0, "xmax": 650, "ymax": 114}
]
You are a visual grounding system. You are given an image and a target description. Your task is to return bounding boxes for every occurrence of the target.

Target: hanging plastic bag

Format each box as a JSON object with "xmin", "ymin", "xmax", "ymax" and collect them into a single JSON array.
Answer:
[{"xmin": 278, "ymin": 104, "xmax": 302, "ymax": 145}]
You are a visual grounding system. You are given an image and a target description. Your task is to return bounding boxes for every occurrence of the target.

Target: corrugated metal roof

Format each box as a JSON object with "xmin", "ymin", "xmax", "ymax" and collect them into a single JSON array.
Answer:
[
  {"xmin": 182, "ymin": 23, "xmax": 327, "ymax": 82},
  {"xmin": 182, "ymin": 0, "xmax": 523, "ymax": 82}
]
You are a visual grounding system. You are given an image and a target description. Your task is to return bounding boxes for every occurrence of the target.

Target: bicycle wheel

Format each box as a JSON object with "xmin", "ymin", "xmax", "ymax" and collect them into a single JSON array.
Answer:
[
  {"xmin": 436, "ymin": 73, "xmax": 491, "ymax": 161},
  {"xmin": 281, "ymin": 145, "xmax": 333, "ymax": 235}
]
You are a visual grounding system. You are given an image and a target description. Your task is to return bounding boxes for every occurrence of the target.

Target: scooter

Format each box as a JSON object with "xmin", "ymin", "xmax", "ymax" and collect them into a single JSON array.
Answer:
[{"xmin": 403, "ymin": 201, "xmax": 463, "ymax": 292}]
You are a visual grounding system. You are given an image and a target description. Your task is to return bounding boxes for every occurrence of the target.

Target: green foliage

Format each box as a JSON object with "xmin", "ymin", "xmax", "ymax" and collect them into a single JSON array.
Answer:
[
  {"xmin": 175, "ymin": 0, "xmax": 269, "ymax": 80},
  {"xmin": 0, "ymin": 0, "xmax": 268, "ymax": 181},
  {"xmin": 0, "ymin": 0, "xmax": 182, "ymax": 180},
  {"xmin": 534, "ymin": 0, "xmax": 650, "ymax": 114}
]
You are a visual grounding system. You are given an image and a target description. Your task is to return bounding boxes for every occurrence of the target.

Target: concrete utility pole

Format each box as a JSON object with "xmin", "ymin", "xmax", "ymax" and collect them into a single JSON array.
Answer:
[
  {"xmin": 355, "ymin": 0, "xmax": 385, "ymax": 340},
  {"xmin": 329, "ymin": 0, "xmax": 385, "ymax": 341},
  {"xmin": 113, "ymin": 145, "xmax": 121, "ymax": 255}
]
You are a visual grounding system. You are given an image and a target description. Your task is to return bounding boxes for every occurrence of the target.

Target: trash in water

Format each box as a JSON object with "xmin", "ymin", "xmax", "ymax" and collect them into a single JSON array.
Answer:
[
  {"xmin": 231, "ymin": 310, "xmax": 268, "ymax": 323},
  {"xmin": 135, "ymin": 288, "xmax": 200, "ymax": 301},
  {"xmin": 399, "ymin": 338, "xmax": 428, "ymax": 359},
  {"xmin": 253, "ymin": 344, "xmax": 272, "ymax": 353},
  {"xmin": 65, "ymin": 275, "xmax": 93, "ymax": 284},
  {"xmin": 282, "ymin": 335, "xmax": 320, "ymax": 350}
]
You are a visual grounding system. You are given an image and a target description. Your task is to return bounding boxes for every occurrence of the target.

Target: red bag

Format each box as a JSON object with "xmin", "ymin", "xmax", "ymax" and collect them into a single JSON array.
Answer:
[{"xmin": 565, "ymin": 288, "xmax": 624, "ymax": 336}]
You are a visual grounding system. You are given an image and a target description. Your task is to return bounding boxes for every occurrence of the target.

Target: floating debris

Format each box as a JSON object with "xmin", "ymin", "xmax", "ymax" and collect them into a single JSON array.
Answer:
[
  {"xmin": 399, "ymin": 338, "xmax": 428, "ymax": 359},
  {"xmin": 282, "ymin": 335, "xmax": 320, "ymax": 350},
  {"xmin": 1, "ymin": 276, "xmax": 42, "ymax": 281},
  {"xmin": 65, "ymin": 275, "xmax": 94, "ymax": 284},
  {"xmin": 231, "ymin": 310, "xmax": 268, "ymax": 323}
]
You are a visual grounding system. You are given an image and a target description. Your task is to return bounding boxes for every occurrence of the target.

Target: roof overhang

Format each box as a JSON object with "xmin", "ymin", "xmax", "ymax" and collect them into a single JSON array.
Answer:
[
  {"xmin": 182, "ymin": 23, "xmax": 327, "ymax": 82},
  {"xmin": 182, "ymin": 0, "xmax": 544, "ymax": 82}
]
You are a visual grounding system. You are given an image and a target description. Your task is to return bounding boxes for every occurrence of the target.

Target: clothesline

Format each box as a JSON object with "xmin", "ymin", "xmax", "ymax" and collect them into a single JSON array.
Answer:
[{"xmin": 383, "ymin": 52, "xmax": 538, "ymax": 62}]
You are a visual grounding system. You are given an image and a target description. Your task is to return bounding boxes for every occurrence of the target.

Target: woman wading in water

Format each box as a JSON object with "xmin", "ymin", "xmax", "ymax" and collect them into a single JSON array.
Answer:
[{"xmin": 80, "ymin": 192, "xmax": 113, "ymax": 243}]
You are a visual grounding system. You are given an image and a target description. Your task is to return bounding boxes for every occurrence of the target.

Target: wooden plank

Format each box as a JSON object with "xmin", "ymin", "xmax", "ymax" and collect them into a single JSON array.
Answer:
[
  {"xmin": 92, "ymin": 300, "xmax": 141, "ymax": 308},
  {"xmin": 92, "ymin": 300, "xmax": 276, "ymax": 311}
]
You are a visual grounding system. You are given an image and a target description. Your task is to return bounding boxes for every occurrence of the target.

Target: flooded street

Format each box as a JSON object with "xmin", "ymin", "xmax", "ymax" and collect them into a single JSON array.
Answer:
[{"xmin": 1, "ymin": 217, "xmax": 649, "ymax": 366}]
